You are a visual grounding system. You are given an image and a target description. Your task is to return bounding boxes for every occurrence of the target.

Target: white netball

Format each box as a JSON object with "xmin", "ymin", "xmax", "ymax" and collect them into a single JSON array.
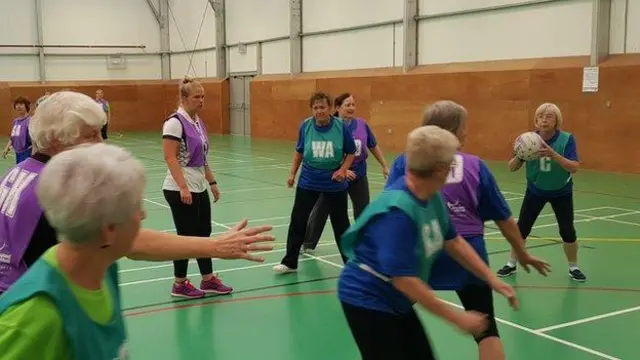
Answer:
[{"xmin": 514, "ymin": 131, "xmax": 543, "ymax": 161}]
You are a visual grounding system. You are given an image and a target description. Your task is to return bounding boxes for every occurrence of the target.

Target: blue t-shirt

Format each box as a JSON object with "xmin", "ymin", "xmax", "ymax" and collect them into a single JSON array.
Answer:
[
  {"xmin": 295, "ymin": 118, "xmax": 357, "ymax": 192},
  {"xmin": 337, "ymin": 179, "xmax": 457, "ymax": 315},
  {"xmin": 346, "ymin": 119, "xmax": 377, "ymax": 179},
  {"xmin": 386, "ymin": 154, "xmax": 406, "ymax": 190},
  {"xmin": 527, "ymin": 130, "xmax": 579, "ymax": 198}
]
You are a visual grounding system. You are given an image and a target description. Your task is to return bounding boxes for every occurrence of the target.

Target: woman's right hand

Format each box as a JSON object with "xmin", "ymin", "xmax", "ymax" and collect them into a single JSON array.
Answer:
[
  {"xmin": 287, "ymin": 174, "xmax": 295, "ymax": 188},
  {"xmin": 180, "ymin": 187, "xmax": 192, "ymax": 204},
  {"xmin": 453, "ymin": 310, "xmax": 489, "ymax": 337}
]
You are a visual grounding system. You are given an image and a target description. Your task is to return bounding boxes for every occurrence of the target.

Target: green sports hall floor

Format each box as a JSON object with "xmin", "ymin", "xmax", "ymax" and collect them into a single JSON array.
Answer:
[{"xmin": 5, "ymin": 132, "xmax": 640, "ymax": 360}]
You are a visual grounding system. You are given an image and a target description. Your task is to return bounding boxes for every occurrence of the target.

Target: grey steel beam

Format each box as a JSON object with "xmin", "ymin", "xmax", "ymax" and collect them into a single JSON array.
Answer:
[
  {"xmin": 590, "ymin": 0, "xmax": 611, "ymax": 65},
  {"xmin": 415, "ymin": 0, "xmax": 575, "ymax": 21},
  {"xmin": 159, "ymin": 0, "xmax": 171, "ymax": 79},
  {"xmin": 290, "ymin": 0, "xmax": 302, "ymax": 74},
  {"xmin": 403, "ymin": 0, "xmax": 418, "ymax": 72},
  {"xmin": 144, "ymin": 0, "xmax": 161, "ymax": 25},
  {"xmin": 34, "ymin": 0, "xmax": 45, "ymax": 83},
  {"xmin": 209, "ymin": 0, "xmax": 227, "ymax": 78}
]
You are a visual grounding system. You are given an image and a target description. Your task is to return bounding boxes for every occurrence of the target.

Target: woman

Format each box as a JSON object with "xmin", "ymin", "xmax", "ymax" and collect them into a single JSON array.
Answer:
[
  {"xmin": 302, "ymin": 93, "xmax": 389, "ymax": 254},
  {"xmin": 2, "ymin": 97, "xmax": 32, "ymax": 164},
  {"xmin": 497, "ymin": 103, "xmax": 585, "ymax": 282},
  {"xmin": 95, "ymin": 89, "xmax": 110, "ymax": 140},
  {"xmin": 162, "ymin": 77, "xmax": 231, "ymax": 298},
  {"xmin": 0, "ymin": 143, "xmax": 143, "ymax": 359},
  {"xmin": 338, "ymin": 125, "xmax": 518, "ymax": 360},
  {"xmin": 273, "ymin": 91, "xmax": 356, "ymax": 274},
  {"xmin": 0, "ymin": 90, "xmax": 273, "ymax": 298},
  {"xmin": 386, "ymin": 101, "xmax": 550, "ymax": 360}
]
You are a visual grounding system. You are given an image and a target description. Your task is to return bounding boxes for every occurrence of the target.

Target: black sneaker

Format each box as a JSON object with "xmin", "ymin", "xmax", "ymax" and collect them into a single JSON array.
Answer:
[
  {"xmin": 497, "ymin": 264, "xmax": 517, "ymax": 277},
  {"xmin": 569, "ymin": 268, "xmax": 587, "ymax": 282}
]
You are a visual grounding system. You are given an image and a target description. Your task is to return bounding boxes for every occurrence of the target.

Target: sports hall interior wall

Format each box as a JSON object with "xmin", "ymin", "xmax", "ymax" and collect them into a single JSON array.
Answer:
[{"xmin": 1, "ymin": 54, "xmax": 639, "ymax": 174}]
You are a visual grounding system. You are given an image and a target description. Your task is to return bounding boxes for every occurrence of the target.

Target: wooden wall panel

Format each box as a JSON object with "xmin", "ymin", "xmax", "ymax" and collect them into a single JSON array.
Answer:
[
  {"xmin": 0, "ymin": 78, "xmax": 229, "ymax": 137},
  {"xmin": 251, "ymin": 55, "xmax": 640, "ymax": 174}
]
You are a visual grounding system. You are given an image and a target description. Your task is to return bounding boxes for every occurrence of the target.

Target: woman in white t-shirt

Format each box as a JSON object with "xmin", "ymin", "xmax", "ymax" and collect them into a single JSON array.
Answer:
[{"xmin": 162, "ymin": 77, "xmax": 232, "ymax": 299}]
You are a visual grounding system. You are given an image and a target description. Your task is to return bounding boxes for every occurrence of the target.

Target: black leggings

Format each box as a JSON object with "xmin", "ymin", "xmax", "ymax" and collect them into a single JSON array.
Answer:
[
  {"xmin": 163, "ymin": 189, "xmax": 213, "ymax": 278},
  {"xmin": 303, "ymin": 175, "xmax": 370, "ymax": 249},
  {"xmin": 280, "ymin": 187, "xmax": 350, "ymax": 269},
  {"xmin": 518, "ymin": 189, "xmax": 576, "ymax": 243},
  {"xmin": 341, "ymin": 302, "xmax": 436, "ymax": 360}
]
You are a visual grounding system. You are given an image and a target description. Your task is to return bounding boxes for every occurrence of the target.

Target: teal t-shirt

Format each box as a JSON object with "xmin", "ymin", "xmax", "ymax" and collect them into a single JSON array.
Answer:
[{"xmin": 526, "ymin": 130, "xmax": 573, "ymax": 192}]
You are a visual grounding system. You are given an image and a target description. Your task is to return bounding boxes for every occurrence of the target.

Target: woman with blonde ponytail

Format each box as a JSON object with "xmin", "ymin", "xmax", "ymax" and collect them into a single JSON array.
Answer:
[{"xmin": 161, "ymin": 77, "xmax": 232, "ymax": 299}]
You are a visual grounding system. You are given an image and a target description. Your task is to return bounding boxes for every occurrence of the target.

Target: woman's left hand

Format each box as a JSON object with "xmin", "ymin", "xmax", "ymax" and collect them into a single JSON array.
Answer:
[
  {"xmin": 211, "ymin": 184, "xmax": 220, "ymax": 202},
  {"xmin": 382, "ymin": 166, "xmax": 389, "ymax": 179},
  {"xmin": 332, "ymin": 169, "xmax": 347, "ymax": 182}
]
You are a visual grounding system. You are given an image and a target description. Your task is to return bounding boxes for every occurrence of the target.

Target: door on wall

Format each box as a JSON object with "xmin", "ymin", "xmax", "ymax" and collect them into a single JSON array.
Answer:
[{"xmin": 229, "ymin": 74, "xmax": 253, "ymax": 136}]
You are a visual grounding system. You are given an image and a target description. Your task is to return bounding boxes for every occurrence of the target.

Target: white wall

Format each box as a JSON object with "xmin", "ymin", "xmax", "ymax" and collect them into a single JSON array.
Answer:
[
  {"xmin": 0, "ymin": 0, "xmax": 639, "ymax": 82},
  {"xmin": 0, "ymin": 0, "xmax": 161, "ymax": 81}
]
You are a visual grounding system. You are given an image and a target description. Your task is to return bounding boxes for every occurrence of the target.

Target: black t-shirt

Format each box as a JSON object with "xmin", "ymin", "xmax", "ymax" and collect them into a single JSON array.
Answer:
[{"xmin": 22, "ymin": 153, "xmax": 58, "ymax": 267}]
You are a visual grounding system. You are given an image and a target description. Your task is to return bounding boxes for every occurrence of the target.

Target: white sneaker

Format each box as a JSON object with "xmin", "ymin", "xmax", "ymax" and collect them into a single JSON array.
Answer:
[{"xmin": 273, "ymin": 264, "xmax": 297, "ymax": 274}]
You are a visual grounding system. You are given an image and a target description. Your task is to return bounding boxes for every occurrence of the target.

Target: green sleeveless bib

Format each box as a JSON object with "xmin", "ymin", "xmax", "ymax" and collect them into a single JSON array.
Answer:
[
  {"xmin": 302, "ymin": 117, "xmax": 345, "ymax": 170},
  {"xmin": 526, "ymin": 131, "xmax": 572, "ymax": 191},
  {"xmin": 340, "ymin": 189, "xmax": 451, "ymax": 282}
]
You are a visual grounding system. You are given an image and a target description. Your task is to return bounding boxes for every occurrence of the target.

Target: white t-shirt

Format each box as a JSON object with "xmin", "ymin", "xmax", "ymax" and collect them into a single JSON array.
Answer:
[{"xmin": 162, "ymin": 108, "xmax": 208, "ymax": 193}]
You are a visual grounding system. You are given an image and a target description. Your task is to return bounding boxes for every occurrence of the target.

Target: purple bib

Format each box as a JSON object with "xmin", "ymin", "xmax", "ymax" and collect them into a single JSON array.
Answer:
[
  {"xmin": 350, "ymin": 118, "xmax": 369, "ymax": 164},
  {"xmin": 10, "ymin": 116, "xmax": 31, "ymax": 153},
  {"xmin": 440, "ymin": 152, "xmax": 484, "ymax": 236},
  {"xmin": 0, "ymin": 158, "xmax": 46, "ymax": 292},
  {"xmin": 169, "ymin": 112, "xmax": 209, "ymax": 167},
  {"xmin": 96, "ymin": 99, "xmax": 109, "ymax": 113}
]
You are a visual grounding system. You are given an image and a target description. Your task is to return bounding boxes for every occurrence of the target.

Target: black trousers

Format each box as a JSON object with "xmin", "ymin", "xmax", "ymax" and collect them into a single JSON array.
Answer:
[
  {"xmin": 341, "ymin": 302, "xmax": 436, "ymax": 360},
  {"xmin": 280, "ymin": 187, "xmax": 350, "ymax": 269},
  {"xmin": 163, "ymin": 189, "xmax": 213, "ymax": 278},
  {"xmin": 303, "ymin": 175, "xmax": 370, "ymax": 249},
  {"xmin": 101, "ymin": 123, "xmax": 108, "ymax": 140},
  {"xmin": 518, "ymin": 189, "xmax": 576, "ymax": 243}
]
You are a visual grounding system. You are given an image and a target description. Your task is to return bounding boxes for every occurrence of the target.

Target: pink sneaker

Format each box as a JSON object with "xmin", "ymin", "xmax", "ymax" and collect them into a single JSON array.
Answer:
[
  {"xmin": 171, "ymin": 279, "xmax": 205, "ymax": 299},
  {"xmin": 200, "ymin": 276, "xmax": 233, "ymax": 295}
]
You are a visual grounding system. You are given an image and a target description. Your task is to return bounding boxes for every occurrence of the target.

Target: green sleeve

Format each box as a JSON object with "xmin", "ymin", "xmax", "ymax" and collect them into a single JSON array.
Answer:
[{"xmin": 0, "ymin": 295, "xmax": 72, "ymax": 360}]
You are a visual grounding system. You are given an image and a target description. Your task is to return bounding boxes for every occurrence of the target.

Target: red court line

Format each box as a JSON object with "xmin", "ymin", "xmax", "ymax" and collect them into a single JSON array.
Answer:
[{"xmin": 124, "ymin": 289, "xmax": 336, "ymax": 318}]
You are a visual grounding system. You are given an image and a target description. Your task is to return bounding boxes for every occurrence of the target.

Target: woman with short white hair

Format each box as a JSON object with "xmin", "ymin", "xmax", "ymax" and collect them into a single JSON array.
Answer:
[
  {"xmin": 0, "ymin": 91, "xmax": 274, "ymax": 297},
  {"xmin": 338, "ymin": 125, "xmax": 518, "ymax": 360},
  {"xmin": 497, "ymin": 102, "xmax": 584, "ymax": 281},
  {"xmin": 0, "ymin": 143, "xmax": 144, "ymax": 358}
]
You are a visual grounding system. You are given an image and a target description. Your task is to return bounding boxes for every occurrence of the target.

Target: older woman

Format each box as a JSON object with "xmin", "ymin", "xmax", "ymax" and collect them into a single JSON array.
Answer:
[
  {"xmin": 95, "ymin": 89, "xmax": 110, "ymax": 140},
  {"xmin": 302, "ymin": 92, "xmax": 389, "ymax": 254},
  {"xmin": 0, "ymin": 91, "xmax": 273, "ymax": 298},
  {"xmin": 274, "ymin": 91, "xmax": 356, "ymax": 274},
  {"xmin": 2, "ymin": 96, "xmax": 32, "ymax": 164},
  {"xmin": 161, "ymin": 77, "xmax": 230, "ymax": 298},
  {"xmin": 497, "ymin": 103, "xmax": 585, "ymax": 282},
  {"xmin": 338, "ymin": 125, "xmax": 518, "ymax": 360},
  {"xmin": 386, "ymin": 101, "xmax": 550, "ymax": 360},
  {"xmin": 0, "ymin": 143, "xmax": 142, "ymax": 359}
]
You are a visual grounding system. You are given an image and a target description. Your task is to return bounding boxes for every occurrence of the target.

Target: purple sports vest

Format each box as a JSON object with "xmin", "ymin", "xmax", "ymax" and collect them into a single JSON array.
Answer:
[
  {"xmin": 350, "ymin": 118, "xmax": 369, "ymax": 165},
  {"xmin": 96, "ymin": 98, "xmax": 109, "ymax": 113},
  {"xmin": 10, "ymin": 116, "xmax": 31, "ymax": 153},
  {"xmin": 441, "ymin": 152, "xmax": 484, "ymax": 236},
  {"xmin": 0, "ymin": 158, "xmax": 46, "ymax": 292},
  {"xmin": 170, "ymin": 112, "xmax": 209, "ymax": 167}
]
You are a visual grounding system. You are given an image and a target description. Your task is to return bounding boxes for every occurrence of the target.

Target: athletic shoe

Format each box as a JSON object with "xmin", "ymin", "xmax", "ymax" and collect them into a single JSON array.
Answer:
[
  {"xmin": 569, "ymin": 268, "xmax": 587, "ymax": 282},
  {"xmin": 200, "ymin": 276, "xmax": 233, "ymax": 294},
  {"xmin": 497, "ymin": 264, "xmax": 517, "ymax": 277},
  {"xmin": 171, "ymin": 279, "xmax": 205, "ymax": 298}
]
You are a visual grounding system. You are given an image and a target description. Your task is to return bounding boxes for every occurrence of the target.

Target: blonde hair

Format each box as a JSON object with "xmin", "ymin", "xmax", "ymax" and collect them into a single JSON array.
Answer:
[
  {"xmin": 405, "ymin": 125, "xmax": 460, "ymax": 178},
  {"xmin": 179, "ymin": 76, "xmax": 203, "ymax": 98},
  {"xmin": 534, "ymin": 103, "xmax": 563, "ymax": 128}
]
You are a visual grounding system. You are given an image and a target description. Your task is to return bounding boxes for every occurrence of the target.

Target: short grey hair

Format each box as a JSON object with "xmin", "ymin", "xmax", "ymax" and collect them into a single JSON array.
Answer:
[
  {"xmin": 36, "ymin": 143, "xmax": 146, "ymax": 245},
  {"xmin": 421, "ymin": 100, "xmax": 468, "ymax": 136},
  {"xmin": 534, "ymin": 103, "xmax": 563, "ymax": 128},
  {"xmin": 29, "ymin": 91, "xmax": 106, "ymax": 151},
  {"xmin": 405, "ymin": 125, "xmax": 460, "ymax": 178}
]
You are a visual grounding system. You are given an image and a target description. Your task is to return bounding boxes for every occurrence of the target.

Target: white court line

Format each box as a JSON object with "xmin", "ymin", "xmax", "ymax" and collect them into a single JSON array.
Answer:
[
  {"xmin": 302, "ymin": 253, "xmax": 620, "ymax": 360},
  {"xmin": 120, "ymin": 252, "xmax": 341, "ymax": 286},
  {"xmin": 535, "ymin": 305, "xmax": 640, "ymax": 333},
  {"xmin": 144, "ymin": 186, "xmax": 285, "ymax": 201},
  {"xmin": 120, "ymin": 241, "xmax": 337, "ymax": 273}
]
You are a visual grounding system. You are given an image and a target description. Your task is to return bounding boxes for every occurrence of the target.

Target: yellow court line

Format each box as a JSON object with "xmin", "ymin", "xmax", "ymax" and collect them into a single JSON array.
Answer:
[{"xmin": 485, "ymin": 236, "xmax": 640, "ymax": 243}]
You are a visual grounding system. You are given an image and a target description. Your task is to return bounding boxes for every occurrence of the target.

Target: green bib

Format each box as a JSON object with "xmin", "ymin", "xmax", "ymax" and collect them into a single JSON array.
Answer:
[
  {"xmin": 302, "ymin": 117, "xmax": 345, "ymax": 170},
  {"xmin": 340, "ymin": 189, "xmax": 451, "ymax": 283},
  {"xmin": 526, "ymin": 131, "xmax": 572, "ymax": 191}
]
